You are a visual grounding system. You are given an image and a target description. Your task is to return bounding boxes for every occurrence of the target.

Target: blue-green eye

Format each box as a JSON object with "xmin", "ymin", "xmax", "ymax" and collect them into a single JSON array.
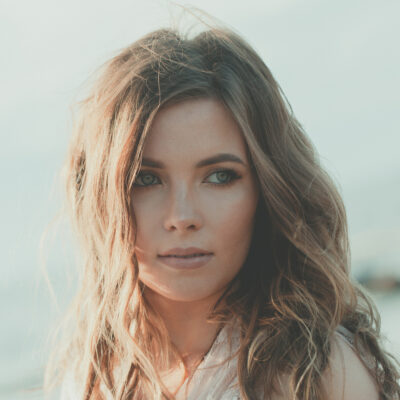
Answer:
[
  {"xmin": 133, "ymin": 169, "xmax": 241, "ymax": 188},
  {"xmin": 134, "ymin": 172, "xmax": 160, "ymax": 187},
  {"xmin": 206, "ymin": 169, "xmax": 240, "ymax": 186}
]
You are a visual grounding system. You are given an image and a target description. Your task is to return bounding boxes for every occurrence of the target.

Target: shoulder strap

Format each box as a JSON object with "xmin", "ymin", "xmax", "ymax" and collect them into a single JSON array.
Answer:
[{"xmin": 336, "ymin": 324, "xmax": 355, "ymax": 346}]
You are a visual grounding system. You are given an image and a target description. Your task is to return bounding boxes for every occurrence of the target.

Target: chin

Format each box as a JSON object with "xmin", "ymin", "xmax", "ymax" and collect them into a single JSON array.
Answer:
[{"xmin": 143, "ymin": 281, "xmax": 227, "ymax": 304}]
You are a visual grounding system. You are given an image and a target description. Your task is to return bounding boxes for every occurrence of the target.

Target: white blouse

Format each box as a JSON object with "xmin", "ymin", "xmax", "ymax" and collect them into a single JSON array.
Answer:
[
  {"xmin": 60, "ymin": 320, "xmax": 241, "ymax": 400},
  {"xmin": 60, "ymin": 321, "xmax": 356, "ymax": 400},
  {"xmin": 173, "ymin": 323, "xmax": 359, "ymax": 400},
  {"xmin": 174, "ymin": 319, "xmax": 241, "ymax": 400}
]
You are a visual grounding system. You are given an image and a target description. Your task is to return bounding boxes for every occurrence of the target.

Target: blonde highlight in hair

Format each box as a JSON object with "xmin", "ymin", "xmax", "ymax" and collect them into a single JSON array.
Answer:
[{"xmin": 44, "ymin": 23, "xmax": 400, "ymax": 400}]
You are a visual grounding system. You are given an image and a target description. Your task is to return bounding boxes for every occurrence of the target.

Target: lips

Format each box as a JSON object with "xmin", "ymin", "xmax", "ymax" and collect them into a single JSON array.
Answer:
[
  {"xmin": 161, "ymin": 254, "xmax": 207, "ymax": 258},
  {"xmin": 157, "ymin": 251, "xmax": 213, "ymax": 270},
  {"xmin": 158, "ymin": 247, "xmax": 213, "ymax": 257}
]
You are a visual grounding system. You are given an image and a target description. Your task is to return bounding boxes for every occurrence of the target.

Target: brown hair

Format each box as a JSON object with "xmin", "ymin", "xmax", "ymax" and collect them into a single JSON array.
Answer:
[{"xmin": 44, "ymin": 24, "xmax": 400, "ymax": 400}]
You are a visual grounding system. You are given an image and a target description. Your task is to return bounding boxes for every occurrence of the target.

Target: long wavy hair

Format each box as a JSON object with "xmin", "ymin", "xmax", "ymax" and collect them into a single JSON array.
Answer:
[{"xmin": 44, "ymin": 24, "xmax": 400, "ymax": 400}]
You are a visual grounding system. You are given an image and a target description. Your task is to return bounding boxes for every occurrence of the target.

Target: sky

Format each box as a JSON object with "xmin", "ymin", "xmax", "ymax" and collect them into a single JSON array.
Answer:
[{"xmin": 0, "ymin": 0, "xmax": 399, "ymax": 396}]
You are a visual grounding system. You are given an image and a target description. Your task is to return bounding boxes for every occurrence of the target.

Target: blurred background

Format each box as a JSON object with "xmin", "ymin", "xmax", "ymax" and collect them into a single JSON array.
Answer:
[{"xmin": 1, "ymin": 0, "xmax": 399, "ymax": 398}]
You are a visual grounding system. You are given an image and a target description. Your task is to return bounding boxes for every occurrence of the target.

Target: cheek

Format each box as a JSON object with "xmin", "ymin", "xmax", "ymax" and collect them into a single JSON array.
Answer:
[
  {"xmin": 131, "ymin": 195, "xmax": 158, "ymax": 259},
  {"xmin": 210, "ymin": 187, "xmax": 258, "ymax": 254}
]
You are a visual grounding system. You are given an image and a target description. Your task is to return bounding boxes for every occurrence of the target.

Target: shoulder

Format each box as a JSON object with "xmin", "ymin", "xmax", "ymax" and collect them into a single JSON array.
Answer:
[{"xmin": 321, "ymin": 330, "xmax": 379, "ymax": 400}]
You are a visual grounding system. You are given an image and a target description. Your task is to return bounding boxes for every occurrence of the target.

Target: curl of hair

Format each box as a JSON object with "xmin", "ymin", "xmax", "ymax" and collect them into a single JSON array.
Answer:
[{"xmin": 44, "ymin": 26, "xmax": 400, "ymax": 400}]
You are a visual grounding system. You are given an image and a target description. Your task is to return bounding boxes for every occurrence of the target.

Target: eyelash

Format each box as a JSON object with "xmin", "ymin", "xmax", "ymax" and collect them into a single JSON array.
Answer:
[{"xmin": 133, "ymin": 168, "xmax": 241, "ymax": 188}]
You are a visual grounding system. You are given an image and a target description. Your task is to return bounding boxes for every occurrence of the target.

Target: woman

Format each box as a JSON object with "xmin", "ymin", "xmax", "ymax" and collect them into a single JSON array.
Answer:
[{"xmin": 46, "ymin": 24, "xmax": 400, "ymax": 400}]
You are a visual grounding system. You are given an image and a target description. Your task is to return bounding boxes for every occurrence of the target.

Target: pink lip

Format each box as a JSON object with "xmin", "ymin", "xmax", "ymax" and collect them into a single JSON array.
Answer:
[
  {"xmin": 158, "ymin": 247, "xmax": 213, "ymax": 257},
  {"xmin": 157, "ymin": 253, "xmax": 213, "ymax": 270}
]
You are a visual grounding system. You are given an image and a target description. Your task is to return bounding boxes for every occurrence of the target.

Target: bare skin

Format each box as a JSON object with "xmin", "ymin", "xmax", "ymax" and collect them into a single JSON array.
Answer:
[
  {"xmin": 145, "ymin": 286, "xmax": 224, "ymax": 395},
  {"xmin": 132, "ymin": 97, "xmax": 259, "ymax": 394}
]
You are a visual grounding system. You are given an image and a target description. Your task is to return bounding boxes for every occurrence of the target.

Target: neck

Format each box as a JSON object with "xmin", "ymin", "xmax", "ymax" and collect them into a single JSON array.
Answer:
[{"xmin": 144, "ymin": 287, "xmax": 224, "ymax": 365}]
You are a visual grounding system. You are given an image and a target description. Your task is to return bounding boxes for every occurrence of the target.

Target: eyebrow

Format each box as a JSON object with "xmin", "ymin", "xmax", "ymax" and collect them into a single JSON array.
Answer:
[{"xmin": 141, "ymin": 153, "xmax": 246, "ymax": 169}]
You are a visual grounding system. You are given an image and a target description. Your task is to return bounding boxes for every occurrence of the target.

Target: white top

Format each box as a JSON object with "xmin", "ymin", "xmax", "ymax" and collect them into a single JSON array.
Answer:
[
  {"xmin": 60, "ymin": 322, "xmax": 356, "ymax": 400},
  {"xmin": 60, "ymin": 320, "xmax": 242, "ymax": 400},
  {"xmin": 174, "ymin": 319, "xmax": 241, "ymax": 400}
]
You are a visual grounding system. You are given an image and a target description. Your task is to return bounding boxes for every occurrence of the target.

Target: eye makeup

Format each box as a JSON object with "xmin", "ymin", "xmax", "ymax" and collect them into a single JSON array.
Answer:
[{"xmin": 133, "ymin": 168, "xmax": 242, "ymax": 188}]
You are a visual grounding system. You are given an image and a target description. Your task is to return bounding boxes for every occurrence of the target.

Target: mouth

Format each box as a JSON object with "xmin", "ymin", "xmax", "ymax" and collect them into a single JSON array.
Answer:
[
  {"xmin": 159, "ymin": 253, "xmax": 211, "ymax": 259},
  {"xmin": 157, "ymin": 252, "xmax": 213, "ymax": 270},
  {"xmin": 158, "ymin": 247, "xmax": 213, "ymax": 258}
]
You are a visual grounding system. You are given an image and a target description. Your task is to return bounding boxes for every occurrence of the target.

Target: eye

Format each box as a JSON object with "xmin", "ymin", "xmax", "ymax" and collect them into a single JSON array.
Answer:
[
  {"xmin": 133, "ymin": 168, "xmax": 241, "ymax": 188},
  {"xmin": 205, "ymin": 169, "xmax": 241, "ymax": 186},
  {"xmin": 134, "ymin": 171, "xmax": 161, "ymax": 187}
]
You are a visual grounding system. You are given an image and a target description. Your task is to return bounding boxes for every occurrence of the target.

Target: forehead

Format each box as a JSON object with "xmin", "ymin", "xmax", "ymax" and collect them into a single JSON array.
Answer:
[{"xmin": 143, "ymin": 98, "xmax": 248, "ymax": 162}]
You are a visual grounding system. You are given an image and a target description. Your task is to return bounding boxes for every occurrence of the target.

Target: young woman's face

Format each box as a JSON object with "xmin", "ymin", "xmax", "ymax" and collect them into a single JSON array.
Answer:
[{"xmin": 132, "ymin": 98, "xmax": 259, "ymax": 303}]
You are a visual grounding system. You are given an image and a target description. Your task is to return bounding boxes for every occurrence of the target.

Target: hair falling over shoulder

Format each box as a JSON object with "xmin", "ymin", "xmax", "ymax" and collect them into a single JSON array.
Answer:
[{"xmin": 44, "ymin": 16, "xmax": 400, "ymax": 400}]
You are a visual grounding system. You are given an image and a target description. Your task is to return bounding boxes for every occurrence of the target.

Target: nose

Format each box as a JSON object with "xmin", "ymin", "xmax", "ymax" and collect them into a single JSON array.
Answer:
[{"xmin": 163, "ymin": 185, "xmax": 202, "ymax": 233}]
